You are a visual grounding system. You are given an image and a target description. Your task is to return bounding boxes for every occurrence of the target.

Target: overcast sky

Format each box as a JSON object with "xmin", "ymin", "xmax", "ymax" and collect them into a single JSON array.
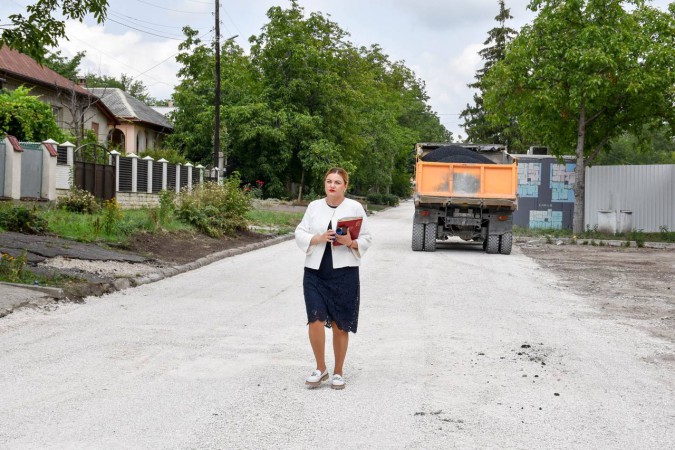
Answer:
[{"xmin": 1, "ymin": 0, "xmax": 671, "ymax": 139}]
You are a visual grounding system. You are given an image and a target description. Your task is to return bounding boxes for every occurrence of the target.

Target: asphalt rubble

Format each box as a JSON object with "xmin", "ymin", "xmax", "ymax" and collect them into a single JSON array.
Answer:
[{"xmin": 0, "ymin": 231, "xmax": 293, "ymax": 318}]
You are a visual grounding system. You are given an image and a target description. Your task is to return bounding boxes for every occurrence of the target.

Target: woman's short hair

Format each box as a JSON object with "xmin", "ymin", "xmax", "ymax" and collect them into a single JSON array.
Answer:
[{"xmin": 324, "ymin": 167, "xmax": 349, "ymax": 186}]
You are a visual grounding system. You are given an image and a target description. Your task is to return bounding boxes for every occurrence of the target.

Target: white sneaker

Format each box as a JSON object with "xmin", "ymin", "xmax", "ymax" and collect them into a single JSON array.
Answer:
[
  {"xmin": 305, "ymin": 368, "xmax": 329, "ymax": 387},
  {"xmin": 331, "ymin": 374, "xmax": 345, "ymax": 390}
]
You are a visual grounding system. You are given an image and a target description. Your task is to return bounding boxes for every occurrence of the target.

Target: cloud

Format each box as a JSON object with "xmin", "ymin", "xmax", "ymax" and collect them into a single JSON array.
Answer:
[
  {"xmin": 59, "ymin": 20, "xmax": 180, "ymax": 100},
  {"xmin": 412, "ymin": 43, "xmax": 484, "ymax": 137},
  {"xmin": 361, "ymin": 0, "xmax": 535, "ymax": 31}
]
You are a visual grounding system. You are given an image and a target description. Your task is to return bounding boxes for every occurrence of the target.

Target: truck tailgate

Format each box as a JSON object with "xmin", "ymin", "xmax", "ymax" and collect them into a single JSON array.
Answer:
[{"xmin": 415, "ymin": 161, "xmax": 518, "ymax": 200}]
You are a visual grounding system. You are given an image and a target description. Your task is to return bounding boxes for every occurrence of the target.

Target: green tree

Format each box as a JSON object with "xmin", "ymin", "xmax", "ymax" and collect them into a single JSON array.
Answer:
[
  {"xmin": 0, "ymin": 0, "xmax": 108, "ymax": 63},
  {"xmin": 0, "ymin": 86, "xmax": 67, "ymax": 141},
  {"xmin": 44, "ymin": 50, "xmax": 86, "ymax": 81},
  {"xmin": 169, "ymin": 1, "xmax": 449, "ymax": 199},
  {"xmin": 483, "ymin": 0, "xmax": 675, "ymax": 233},
  {"xmin": 460, "ymin": 0, "xmax": 520, "ymax": 149},
  {"xmin": 596, "ymin": 125, "xmax": 675, "ymax": 165},
  {"xmin": 85, "ymin": 73, "xmax": 154, "ymax": 104},
  {"xmin": 249, "ymin": 1, "xmax": 360, "ymax": 196}
]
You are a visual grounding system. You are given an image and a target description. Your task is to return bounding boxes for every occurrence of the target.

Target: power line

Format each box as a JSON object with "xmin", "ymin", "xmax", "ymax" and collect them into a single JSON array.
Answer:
[
  {"xmin": 135, "ymin": 0, "xmax": 212, "ymax": 14},
  {"xmin": 108, "ymin": 13, "xmax": 188, "ymax": 37},
  {"xmin": 131, "ymin": 29, "xmax": 214, "ymax": 81},
  {"xmin": 106, "ymin": 17, "xmax": 184, "ymax": 40},
  {"xmin": 66, "ymin": 34, "xmax": 171, "ymax": 87},
  {"xmin": 220, "ymin": 7, "xmax": 242, "ymax": 36},
  {"xmin": 108, "ymin": 10, "xmax": 192, "ymax": 30}
]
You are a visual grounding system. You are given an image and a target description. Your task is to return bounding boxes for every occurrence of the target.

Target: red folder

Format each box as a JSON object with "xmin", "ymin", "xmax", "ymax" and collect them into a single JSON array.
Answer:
[{"xmin": 333, "ymin": 216, "xmax": 363, "ymax": 246}]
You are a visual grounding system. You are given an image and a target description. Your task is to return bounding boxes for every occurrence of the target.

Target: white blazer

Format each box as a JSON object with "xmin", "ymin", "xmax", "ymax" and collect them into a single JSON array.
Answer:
[{"xmin": 295, "ymin": 198, "xmax": 372, "ymax": 269}]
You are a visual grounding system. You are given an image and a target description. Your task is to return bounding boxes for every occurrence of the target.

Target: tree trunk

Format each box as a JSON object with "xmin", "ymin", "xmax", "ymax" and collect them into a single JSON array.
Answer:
[
  {"xmin": 573, "ymin": 102, "xmax": 586, "ymax": 234},
  {"xmin": 297, "ymin": 168, "xmax": 304, "ymax": 202}
]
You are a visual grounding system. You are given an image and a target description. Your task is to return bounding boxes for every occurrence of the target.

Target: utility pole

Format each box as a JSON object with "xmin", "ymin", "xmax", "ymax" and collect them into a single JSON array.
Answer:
[{"xmin": 214, "ymin": 0, "xmax": 221, "ymax": 179}]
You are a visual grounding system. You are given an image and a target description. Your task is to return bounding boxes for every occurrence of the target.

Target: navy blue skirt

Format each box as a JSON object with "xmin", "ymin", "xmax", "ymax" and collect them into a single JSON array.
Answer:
[{"xmin": 303, "ymin": 242, "xmax": 360, "ymax": 333}]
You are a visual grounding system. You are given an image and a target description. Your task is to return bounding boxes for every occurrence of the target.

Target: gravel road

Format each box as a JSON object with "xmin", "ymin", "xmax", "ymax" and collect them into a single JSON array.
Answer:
[{"xmin": 1, "ymin": 201, "xmax": 673, "ymax": 449}]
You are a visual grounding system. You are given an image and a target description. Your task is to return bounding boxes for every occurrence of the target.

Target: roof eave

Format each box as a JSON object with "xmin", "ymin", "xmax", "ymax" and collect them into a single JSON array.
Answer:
[{"xmin": 3, "ymin": 69, "xmax": 89, "ymax": 96}]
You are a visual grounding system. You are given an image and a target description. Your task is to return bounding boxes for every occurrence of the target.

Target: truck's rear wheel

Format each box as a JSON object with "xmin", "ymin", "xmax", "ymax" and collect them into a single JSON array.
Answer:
[
  {"xmin": 423, "ymin": 223, "xmax": 437, "ymax": 252},
  {"xmin": 412, "ymin": 223, "xmax": 425, "ymax": 251},
  {"xmin": 485, "ymin": 235, "xmax": 499, "ymax": 254},
  {"xmin": 499, "ymin": 232, "xmax": 513, "ymax": 255}
]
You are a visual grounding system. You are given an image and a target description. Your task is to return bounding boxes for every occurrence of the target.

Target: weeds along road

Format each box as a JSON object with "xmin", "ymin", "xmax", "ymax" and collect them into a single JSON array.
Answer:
[{"xmin": 1, "ymin": 201, "xmax": 673, "ymax": 449}]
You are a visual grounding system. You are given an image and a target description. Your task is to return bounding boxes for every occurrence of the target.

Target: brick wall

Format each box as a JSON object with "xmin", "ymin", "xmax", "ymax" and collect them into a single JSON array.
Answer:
[{"xmin": 116, "ymin": 192, "xmax": 160, "ymax": 209}]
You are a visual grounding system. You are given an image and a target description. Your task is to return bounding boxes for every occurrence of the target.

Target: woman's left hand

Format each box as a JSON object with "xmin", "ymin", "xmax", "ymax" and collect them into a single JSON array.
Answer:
[{"xmin": 334, "ymin": 233, "xmax": 353, "ymax": 247}]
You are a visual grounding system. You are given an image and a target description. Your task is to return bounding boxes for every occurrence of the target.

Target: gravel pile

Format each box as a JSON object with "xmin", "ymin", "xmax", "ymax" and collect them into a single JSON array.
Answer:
[
  {"xmin": 40, "ymin": 256, "xmax": 159, "ymax": 278},
  {"xmin": 421, "ymin": 145, "xmax": 495, "ymax": 164}
]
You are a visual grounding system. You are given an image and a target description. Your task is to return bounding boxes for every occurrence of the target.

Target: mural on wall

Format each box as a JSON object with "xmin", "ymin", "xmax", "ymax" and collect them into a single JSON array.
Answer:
[
  {"xmin": 550, "ymin": 163, "xmax": 575, "ymax": 202},
  {"xmin": 513, "ymin": 157, "xmax": 576, "ymax": 230},
  {"xmin": 517, "ymin": 162, "xmax": 542, "ymax": 198},
  {"xmin": 529, "ymin": 209, "xmax": 564, "ymax": 229}
]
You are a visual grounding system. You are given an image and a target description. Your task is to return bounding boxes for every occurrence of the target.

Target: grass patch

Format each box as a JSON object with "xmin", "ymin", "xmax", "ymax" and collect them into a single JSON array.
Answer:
[
  {"xmin": 0, "ymin": 269, "xmax": 83, "ymax": 288},
  {"xmin": 513, "ymin": 225, "xmax": 675, "ymax": 244},
  {"xmin": 246, "ymin": 209, "xmax": 304, "ymax": 235},
  {"xmin": 41, "ymin": 207, "xmax": 194, "ymax": 243},
  {"xmin": 367, "ymin": 204, "xmax": 389, "ymax": 213}
]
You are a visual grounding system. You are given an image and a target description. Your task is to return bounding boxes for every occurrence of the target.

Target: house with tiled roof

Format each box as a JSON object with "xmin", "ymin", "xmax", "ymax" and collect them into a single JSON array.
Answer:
[
  {"xmin": 0, "ymin": 45, "xmax": 116, "ymax": 143},
  {"xmin": 88, "ymin": 88, "xmax": 173, "ymax": 155}
]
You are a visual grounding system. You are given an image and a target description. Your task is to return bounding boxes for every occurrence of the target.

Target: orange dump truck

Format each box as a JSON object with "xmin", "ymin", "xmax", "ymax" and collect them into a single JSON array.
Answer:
[{"xmin": 412, "ymin": 143, "xmax": 518, "ymax": 254}]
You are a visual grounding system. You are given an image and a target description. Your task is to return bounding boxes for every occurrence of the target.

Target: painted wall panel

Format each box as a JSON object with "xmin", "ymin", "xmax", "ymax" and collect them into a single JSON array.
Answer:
[{"xmin": 513, "ymin": 156, "xmax": 576, "ymax": 230}]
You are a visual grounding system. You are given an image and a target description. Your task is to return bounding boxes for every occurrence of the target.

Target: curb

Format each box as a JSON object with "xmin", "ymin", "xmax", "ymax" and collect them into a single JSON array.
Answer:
[
  {"xmin": 122, "ymin": 233, "xmax": 295, "ymax": 290},
  {"xmin": 515, "ymin": 236, "xmax": 675, "ymax": 250},
  {"xmin": 0, "ymin": 281, "xmax": 65, "ymax": 299}
]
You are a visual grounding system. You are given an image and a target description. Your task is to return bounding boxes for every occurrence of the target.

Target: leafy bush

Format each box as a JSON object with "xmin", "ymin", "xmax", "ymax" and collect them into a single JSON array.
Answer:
[
  {"xmin": 630, "ymin": 229, "xmax": 646, "ymax": 248},
  {"xmin": 0, "ymin": 204, "xmax": 48, "ymax": 234},
  {"xmin": 0, "ymin": 86, "xmax": 68, "ymax": 141},
  {"xmin": 158, "ymin": 189, "xmax": 176, "ymax": 225},
  {"xmin": 366, "ymin": 193, "xmax": 398, "ymax": 206},
  {"xmin": 175, "ymin": 177, "xmax": 251, "ymax": 238},
  {"xmin": 101, "ymin": 198, "xmax": 122, "ymax": 234},
  {"xmin": 141, "ymin": 148, "xmax": 188, "ymax": 164},
  {"xmin": 245, "ymin": 180, "xmax": 265, "ymax": 199},
  {"xmin": 382, "ymin": 194, "xmax": 399, "ymax": 206},
  {"xmin": 57, "ymin": 189, "xmax": 100, "ymax": 214},
  {"xmin": 366, "ymin": 193, "xmax": 383, "ymax": 205}
]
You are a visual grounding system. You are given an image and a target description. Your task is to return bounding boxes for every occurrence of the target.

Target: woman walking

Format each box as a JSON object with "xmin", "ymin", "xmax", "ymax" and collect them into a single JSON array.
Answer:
[{"xmin": 295, "ymin": 168, "xmax": 372, "ymax": 390}]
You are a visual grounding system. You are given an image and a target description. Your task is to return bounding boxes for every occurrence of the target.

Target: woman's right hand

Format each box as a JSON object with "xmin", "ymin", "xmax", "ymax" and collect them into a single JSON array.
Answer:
[{"xmin": 311, "ymin": 230, "xmax": 336, "ymax": 245}]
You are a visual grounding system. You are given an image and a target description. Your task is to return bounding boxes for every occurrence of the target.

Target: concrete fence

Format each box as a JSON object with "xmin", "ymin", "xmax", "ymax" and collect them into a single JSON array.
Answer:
[
  {"xmin": 110, "ymin": 152, "xmax": 205, "ymax": 208},
  {"xmin": 2, "ymin": 135, "xmax": 209, "ymax": 208},
  {"xmin": 0, "ymin": 136, "xmax": 58, "ymax": 201}
]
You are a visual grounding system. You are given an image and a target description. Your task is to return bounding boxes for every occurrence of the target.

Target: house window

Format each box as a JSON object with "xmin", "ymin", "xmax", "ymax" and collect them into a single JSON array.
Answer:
[
  {"xmin": 92, "ymin": 122, "xmax": 100, "ymax": 140},
  {"xmin": 52, "ymin": 105, "xmax": 63, "ymax": 126}
]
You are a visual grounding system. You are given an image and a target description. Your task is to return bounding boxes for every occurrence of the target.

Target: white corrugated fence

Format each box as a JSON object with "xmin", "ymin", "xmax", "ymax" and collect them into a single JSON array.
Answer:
[{"xmin": 585, "ymin": 164, "xmax": 675, "ymax": 232}]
